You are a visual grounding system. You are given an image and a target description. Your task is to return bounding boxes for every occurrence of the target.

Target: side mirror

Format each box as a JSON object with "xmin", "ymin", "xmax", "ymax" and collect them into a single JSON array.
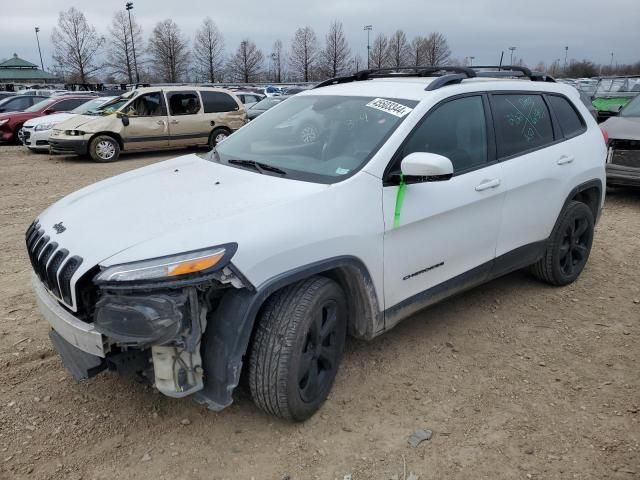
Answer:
[
  {"xmin": 400, "ymin": 152, "xmax": 454, "ymax": 183},
  {"xmin": 117, "ymin": 112, "xmax": 130, "ymax": 126},
  {"xmin": 43, "ymin": 108, "xmax": 55, "ymax": 115}
]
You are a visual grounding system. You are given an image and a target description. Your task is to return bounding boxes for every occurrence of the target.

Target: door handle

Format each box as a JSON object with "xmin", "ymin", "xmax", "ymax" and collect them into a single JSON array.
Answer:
[
  {"xmin": 475, "ymin": 178, "xmax": 501, "ymax": 192},
  {"xmin": 557, "ymin": 155, "xmax": 574, "ymax": 165}
]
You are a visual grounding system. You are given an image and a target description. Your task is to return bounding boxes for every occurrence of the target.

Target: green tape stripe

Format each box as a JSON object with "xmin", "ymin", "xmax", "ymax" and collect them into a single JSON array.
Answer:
[{"xmin": 393, "ymin": 174, "xmax": 407, "ymax": 229}]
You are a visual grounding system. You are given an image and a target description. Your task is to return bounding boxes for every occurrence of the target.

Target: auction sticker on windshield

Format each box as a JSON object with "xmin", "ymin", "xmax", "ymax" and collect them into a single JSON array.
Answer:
[{"xmin": 366, "ymin": 98, "xmax": 413, "ymax": 118}]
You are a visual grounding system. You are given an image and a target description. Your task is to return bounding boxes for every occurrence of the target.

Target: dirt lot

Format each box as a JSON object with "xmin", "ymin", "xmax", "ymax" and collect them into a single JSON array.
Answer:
[{"xmin": 0, "ymin": 145, "xmax": 638, "ymax": 480}]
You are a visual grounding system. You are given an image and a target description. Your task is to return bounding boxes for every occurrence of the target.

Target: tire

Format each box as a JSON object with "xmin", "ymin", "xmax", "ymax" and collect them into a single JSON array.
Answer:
[
  {"xmin": 89, "ymin": 135, "xmax": 120, "ymax": 162},
  {"xmin": 530, "ymin": 201, "xmax": 595, "ymax": 286},
  {"xmin": 13, "ymin": 124, "xmax": 23, "ymax": 144},
  {"xmin": 249, "ymin": 276, "xmax": 347, "ymax": 421},
  {"xmin": 208, "ymin": 128, "xmax": 231, "ymax": 148}
]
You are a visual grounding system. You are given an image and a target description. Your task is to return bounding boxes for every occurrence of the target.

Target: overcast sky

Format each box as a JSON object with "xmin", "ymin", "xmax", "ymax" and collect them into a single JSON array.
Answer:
[{"xmin": 1, "ymin": 0, "xmax": 638, "ymax": 71}]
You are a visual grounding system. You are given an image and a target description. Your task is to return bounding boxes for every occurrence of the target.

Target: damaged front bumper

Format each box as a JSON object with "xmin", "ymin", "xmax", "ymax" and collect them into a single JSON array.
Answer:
[{"xmin": 607, "ymin": 144, "xmax": 640, "ymax": 187}]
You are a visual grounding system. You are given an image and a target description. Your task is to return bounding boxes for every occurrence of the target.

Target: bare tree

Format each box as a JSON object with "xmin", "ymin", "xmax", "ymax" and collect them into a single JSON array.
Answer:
[
  {"xmin": 51, "ymin": 7, "xmax": 104, "ymax": 83},
  {"xmin": 148, "ymin": 19, "xmax": 190, "ymax": 82},
  {"xmin": 386, "ymin": 30, "xmax": 411, "ymax": 68},
  {"xmin": 106, "ymin": 11, "xmax": 143, "ymax": 84},
  {"xmin": 410, "ymin": 36, "xmax": 427, "ymax": 67},
  {"xmin": 369, "ymin": 34, "xmax": 388, "ymax": 69},
  {"xmin": 289, "ymin": 26, "xmax": 318, "ymax": 82},
  {"xmin": 353, "ymin": 53, "xmax": 364, "ymax": 73},
  {"xmin": 271, "ymin": 40, "xmax": 285, "ymax": 83},
  {"xmin": 319, "ymin": 20, "xmax": 352, "ymax": 78},
  {"xmin": 193, "ymin": 17, "xmax": 225, "ymax": 83},
  {"xmin": 423, "ymin": 32, "xmax": 451, "ymax": 66},
  {"xmin": 228, "ymin": 40, "xmax": 264, "ymax": 82}
]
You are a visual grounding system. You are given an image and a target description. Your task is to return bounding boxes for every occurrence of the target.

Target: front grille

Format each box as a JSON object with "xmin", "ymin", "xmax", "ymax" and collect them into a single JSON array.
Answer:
[
  {"xmin": 611, "ymin": 149, "xmax": 640, "ymax": 169},
  {"xmin": 25, "ymin": 221, "xmax": 83, "ymax": 309}
]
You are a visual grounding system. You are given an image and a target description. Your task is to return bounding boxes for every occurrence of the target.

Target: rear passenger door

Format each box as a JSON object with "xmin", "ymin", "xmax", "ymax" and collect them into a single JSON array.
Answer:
[
  {"xmin": 200, "ymin": 90, "xmax": 246, "ymax": 132},
  {"xmin": 492, "ymin": 92, "xmax": 583, "ymax": 259},
  {"xmin": 165, "ymin": 90, "xmax": 208, "ymax": 147}
]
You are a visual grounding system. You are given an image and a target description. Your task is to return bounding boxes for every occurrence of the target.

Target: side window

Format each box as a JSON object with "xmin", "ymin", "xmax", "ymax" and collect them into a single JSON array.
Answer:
[
  {"xmin": 547, "ymin": 95, "xmax": 586, "ymax": 139},
  {"xmin": 13, "ymin": 97, "xmax": 32, "ymax": 110},
  {"xmin": 124, "ymin": 92, "xmax": 164, "ymax": 117},
  {"xmin": 51, "ymin": 99, "xmax": 86, "ymax": 112},
  {"xmin": 201, "ymin": 91, "xmax": 240, "ymax": 113},
  {"xmin": 402, "ymin": 95, "xmax": 488, "ymax": 173},
  {"xmin": 167, "ymin": 91, "xmax": 201, "ymax": 116},
  {"xmin": 491, "ymin": 94, "xmax": 554, "ymax": 158}
]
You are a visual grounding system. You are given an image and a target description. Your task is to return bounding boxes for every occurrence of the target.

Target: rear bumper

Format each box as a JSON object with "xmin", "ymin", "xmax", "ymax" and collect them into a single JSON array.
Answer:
[
  {"xmin": 49, "ymin": 138, "xmax": 88, "ymax": 155},
  {"xmin": 32, "ymin": 275, "xmax": 105, "ymax": 357}
]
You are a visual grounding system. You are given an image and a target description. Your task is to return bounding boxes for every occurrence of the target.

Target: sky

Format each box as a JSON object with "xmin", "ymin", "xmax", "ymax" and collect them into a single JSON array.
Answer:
[{"xmin": 1, "ymin": 0, "xmax": 639, "ymax": 72}]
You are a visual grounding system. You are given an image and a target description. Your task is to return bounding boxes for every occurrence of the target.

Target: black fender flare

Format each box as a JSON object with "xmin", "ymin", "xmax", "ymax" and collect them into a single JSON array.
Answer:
[
  {"xmin": 561, "ymin": 178, "xmax": 603, "ymax": 223},
  {"xmin": 193, "ymin": 256, "xmax": 382, "ymax": 410}
]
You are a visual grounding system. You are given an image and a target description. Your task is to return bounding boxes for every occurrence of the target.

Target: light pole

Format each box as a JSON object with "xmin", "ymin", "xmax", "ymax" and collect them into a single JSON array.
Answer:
[
  {"xmin": 34, "ymin": 27, "xmax": 44, "ymax": 71},
  {"xmin": 508, "ymin": 46, "xmax": 516, "ymax": 65},
  {"xmin": 610, "ymin": 52, "xmax": 614, "ymax": 72},
  {"xmin": 469, "ymin": 56, "xmax": 475, "ymax": 66},
  {"xmin": 364, "ymin": 25, "xmax": 373, "ymax": 69},
  {"xmin": 125, "ymin": 2, "xmax": 140, "ymax": 83},
  {"xmin": 563, "ymin": 46, "xmax": 569, "ymax": 72}
]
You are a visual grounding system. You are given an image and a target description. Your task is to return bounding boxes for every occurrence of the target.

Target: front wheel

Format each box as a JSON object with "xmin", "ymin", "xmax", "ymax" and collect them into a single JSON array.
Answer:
[
  {"xmin": 249, "ymin": 276, "xmax": 347, "ymax": 421},
  {"xmin": 530, "ymin": 201, "xmax": 595, "ymax": 286},
  {"xmin": 89, "ymin": 135, "xmax": 120, "ymax": 162}
]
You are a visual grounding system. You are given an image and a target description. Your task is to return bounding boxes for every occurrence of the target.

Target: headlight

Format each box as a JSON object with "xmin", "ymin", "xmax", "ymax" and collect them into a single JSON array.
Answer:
[
  {"xmin": 95, "ymin": 246, "xmax": 230, "ymax": 283},
  {"xmin": 35, "ymin": 122, "xmax": 56, "ymax": 131},
  {"xmin": 64, "ymin": 129, "xmax": 85, "ymax": 136},
  {"xmin": 0, "ymin": 119, "xmax": 9, "ymax": 126}
]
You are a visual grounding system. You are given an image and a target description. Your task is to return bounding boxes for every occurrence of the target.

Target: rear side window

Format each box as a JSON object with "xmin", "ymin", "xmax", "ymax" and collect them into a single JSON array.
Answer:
[
  {"xmin": 167, "ymin": 91, "xmax": 201, "ymax": 116},
  {"xmin": 491, "ymin": 94, "xmax": 554, "ymax": 158},
  {"xmin": 547, "ymin": 95, "xmax": 586, "ymax": 138},
  {"xmin": 402, "ymin": 95, "xmax": 488, "ymax": 174},
  {"xmin": 200, "ymin": 91, "xmax": 239, "ymax": 113}
]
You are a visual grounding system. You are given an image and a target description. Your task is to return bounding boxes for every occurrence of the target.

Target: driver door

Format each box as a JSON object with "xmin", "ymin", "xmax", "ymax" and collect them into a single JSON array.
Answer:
[
  {"xmin": 120, "ymin": 91, "xmax": 169, "ymax": 150},
  {"xmin": 382, "ymin": 94, "xmax": 505, "ymax": 316}
]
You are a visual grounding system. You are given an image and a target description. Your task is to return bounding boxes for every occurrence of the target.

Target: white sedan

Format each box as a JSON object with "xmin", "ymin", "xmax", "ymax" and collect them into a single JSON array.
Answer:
[{"xmin": 20, "ymin": 97, "xmax": 114, "ymax": 152}]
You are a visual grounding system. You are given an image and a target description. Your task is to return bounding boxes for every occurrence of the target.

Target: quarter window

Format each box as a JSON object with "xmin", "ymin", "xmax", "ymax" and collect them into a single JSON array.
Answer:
[
  {"xmin": 167, "ymin": 92, "xmax": 201, "ymax": 116},
  {"xmin": 491, "ymin": 94, "xmax": 554, "ymax": 158},
  {"xmin": 402, "ymin": 95, "xmax": 488, "ymax": 173},
  {"xmin": 547, "ymin": 95, "xmax": 586, "ymax": 138},
  {"xmin": 201, "ymin": 91, "xmax": 239, "ymax": 113}
]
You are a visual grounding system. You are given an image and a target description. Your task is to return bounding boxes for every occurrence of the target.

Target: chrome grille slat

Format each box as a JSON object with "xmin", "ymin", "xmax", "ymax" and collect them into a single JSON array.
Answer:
[{"xmin": 25, "ymin": 221, "xmax": 83, "ymax": 309}]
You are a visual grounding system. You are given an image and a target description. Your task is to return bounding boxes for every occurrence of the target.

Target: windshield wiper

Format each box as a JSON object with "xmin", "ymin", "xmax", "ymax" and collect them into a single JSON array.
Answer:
[{"xmin": 228, "ymin": 159, "xmax": 287, "ymax": 175}]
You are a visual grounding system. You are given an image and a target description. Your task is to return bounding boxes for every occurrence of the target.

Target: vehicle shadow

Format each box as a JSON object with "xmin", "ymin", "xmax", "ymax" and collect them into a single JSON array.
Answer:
[{"xmin": 46, "ymin": 146, "xmax": 206, "ymax": 164}]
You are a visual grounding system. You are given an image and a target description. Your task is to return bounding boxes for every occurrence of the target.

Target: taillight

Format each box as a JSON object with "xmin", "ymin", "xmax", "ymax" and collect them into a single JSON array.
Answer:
[{"xmin": 600, "ymin": 127, "xmax": 609, "ymax": 144}]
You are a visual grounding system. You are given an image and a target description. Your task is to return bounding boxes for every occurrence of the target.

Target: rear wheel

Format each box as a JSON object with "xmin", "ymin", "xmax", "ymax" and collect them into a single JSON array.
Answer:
[
  {"xmin": 530, "ymin": 201, "xmax": 595, "ymax": 286},
  {"xmin": 208, "ymin": 128, "xmax": 231, "ymax": 148},
  {"xmin": 89, "ymin": 135, "xmax": 120, "ymax": 162},
  {"xmin": 249, "ymin": 276, "xmax": 347, "ymax": 421}
]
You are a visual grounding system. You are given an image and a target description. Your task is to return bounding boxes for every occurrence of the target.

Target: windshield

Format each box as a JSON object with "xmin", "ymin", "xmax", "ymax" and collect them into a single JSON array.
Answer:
[
  {"xmin": 25, "ymin": 98, "xmax": 56, "ymax": 113},
  {"xmin": 211, "ymin": 95, "xmax": 418, "ymax": 183},
  {"xmin": 95, "ymin": 91, "xmax": 136, "ymax": 115},
  {"xmin": 620, "ymin": 95, "xmax": 640, "ymax": 117},
  {"xmin": 597, "ymin": 78, "xmax": 640, "ymax": 94},
  {"xmin": 71, "ymin": 97, "xmax": 114, "ymax": 114}
]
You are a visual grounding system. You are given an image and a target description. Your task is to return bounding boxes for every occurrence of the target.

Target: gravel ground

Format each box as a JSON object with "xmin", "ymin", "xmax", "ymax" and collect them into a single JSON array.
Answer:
[{"xmin": 0, "ymin": 145, "xmax": 638, "ymax": 480}]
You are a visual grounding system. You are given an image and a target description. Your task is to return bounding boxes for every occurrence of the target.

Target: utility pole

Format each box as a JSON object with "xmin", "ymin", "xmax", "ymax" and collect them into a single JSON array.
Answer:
[
  {"xmin": 34, "ymin": 27, "xmax": 44, "ymax": 71},
  {"xmin": 610, "ymin": 52, "xmax": 614, "ymax": 72},
  {"xmin": 508, "ymin": 46, "xmax": 516, "ymax": 65},
  {"xmin": 469, "ymin": 56, "xmax": 475, "ymax": 66},
  {"xmin": 563, "ymin": 46, "xmax": 569, "ymax": 72},
  {"xmin": 364, "ymin": 25, "xmax": 373, "ymax": 70},
  {"xmin": 125, "ymin": 2, "xmax": 140, "ymax": 83}
]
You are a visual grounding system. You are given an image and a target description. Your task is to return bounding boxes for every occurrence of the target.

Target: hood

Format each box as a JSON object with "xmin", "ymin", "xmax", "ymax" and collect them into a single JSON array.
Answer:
[
  {"xmin": 55, "ymin": 114, "xmax": 109, "ymax": 131},
  {"xmin": 24, "ymin": 112, "xmax": 77, "ymax": 128},
  {"xmin": 37, "ymin": 153, "xmax": 327, "ymax": 273},
  {"xmin": 603, "ymin": 116, "xmax": 640, "ymax": 141},
  {"xmin": 0, "ymin": 111, "xmax": 32, "ymax": 121}
]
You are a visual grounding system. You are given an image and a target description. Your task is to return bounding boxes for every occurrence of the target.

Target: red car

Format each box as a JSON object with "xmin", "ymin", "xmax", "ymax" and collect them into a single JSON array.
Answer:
[{"xmin": 0, "ymin": 96, "xmax": 97, "ymax": 143}]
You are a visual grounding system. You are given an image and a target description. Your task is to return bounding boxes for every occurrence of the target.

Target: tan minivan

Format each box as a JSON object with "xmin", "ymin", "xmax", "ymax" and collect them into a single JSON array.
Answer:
[{"xmin": 49, "ymin": 86, "xmax": 247, "ymax": 162}]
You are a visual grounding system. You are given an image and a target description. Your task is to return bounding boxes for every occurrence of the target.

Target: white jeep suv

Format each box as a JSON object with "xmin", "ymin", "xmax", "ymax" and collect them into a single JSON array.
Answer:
[{"xmin": 26, "ymin": 66, "xmax": 607, "ymax": 421}]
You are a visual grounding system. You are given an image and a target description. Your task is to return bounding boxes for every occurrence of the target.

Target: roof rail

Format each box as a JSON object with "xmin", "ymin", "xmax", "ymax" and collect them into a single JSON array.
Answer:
[
  {"xmin": 424, "ymin": 74, "xmax": 467, "ymax": 91},
  {"xmin": 313, "ymin": 65, "xmax": 477, "ymax": 90},
  {"xmin": 471, "ymin": 65, "xmax": 556, "ymax": 82}
]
